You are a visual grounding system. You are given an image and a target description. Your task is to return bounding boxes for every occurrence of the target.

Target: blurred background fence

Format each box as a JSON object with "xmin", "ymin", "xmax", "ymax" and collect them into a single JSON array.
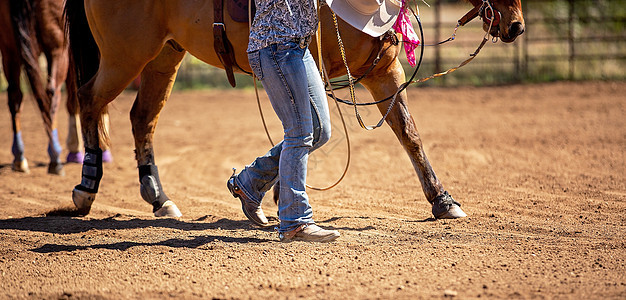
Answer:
[
  {"xmin": 1, "ymin": 0, "xmax": 624, "ymax": 91},
  {"xmin": 416, "ymin": 0, "xmax": 626, "ymax": 86}
]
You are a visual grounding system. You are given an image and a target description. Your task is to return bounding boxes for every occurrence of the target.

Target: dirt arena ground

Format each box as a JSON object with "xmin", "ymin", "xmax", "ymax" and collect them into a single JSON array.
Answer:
[{"xmin": 0, "ymin": 81, "xmax": 624, "ymax": 299}]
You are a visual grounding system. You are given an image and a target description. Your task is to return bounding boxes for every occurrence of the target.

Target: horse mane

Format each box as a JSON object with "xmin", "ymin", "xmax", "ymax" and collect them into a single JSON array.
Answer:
[{"xmin": 9, "ymin": 0, "xmax": 52, "ymax": 129}]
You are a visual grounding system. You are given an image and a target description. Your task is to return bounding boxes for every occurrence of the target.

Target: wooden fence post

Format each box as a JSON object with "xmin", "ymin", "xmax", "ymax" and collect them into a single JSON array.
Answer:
[
  {"xmin": 521, "ymin": 0, "xmax": 529, "ymax": 80},
  {"xmin": 568, "ymin": 0, "xmax": 576, "ymax": 80},
  {"xmin": 434, "ymin": 0, "xmax": 442, "ymax": 75}
]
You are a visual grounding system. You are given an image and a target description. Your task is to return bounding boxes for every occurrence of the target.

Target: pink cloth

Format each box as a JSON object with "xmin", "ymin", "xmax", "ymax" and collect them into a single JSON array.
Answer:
[{"xmin": 392, "ymin": 0, "xmax": 420, "ymax": 67}]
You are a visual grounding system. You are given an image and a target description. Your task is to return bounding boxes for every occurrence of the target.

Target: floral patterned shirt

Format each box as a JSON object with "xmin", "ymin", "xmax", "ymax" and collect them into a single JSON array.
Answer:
[{"xmin": 247, "ymin": 0, "xmax": 318, "ymax": 52}]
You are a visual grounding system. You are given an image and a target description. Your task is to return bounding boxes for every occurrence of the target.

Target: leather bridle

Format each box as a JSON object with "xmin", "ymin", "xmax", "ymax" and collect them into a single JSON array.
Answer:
[{"xmin": 459, "ymin": 0, "xmax": 501, "ymax": 28}]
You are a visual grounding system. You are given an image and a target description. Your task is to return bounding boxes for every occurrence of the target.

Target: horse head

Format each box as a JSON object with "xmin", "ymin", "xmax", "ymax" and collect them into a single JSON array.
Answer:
[{"xmin": 468, "ymin": 0, "xmax": 525, "ymax": 43}]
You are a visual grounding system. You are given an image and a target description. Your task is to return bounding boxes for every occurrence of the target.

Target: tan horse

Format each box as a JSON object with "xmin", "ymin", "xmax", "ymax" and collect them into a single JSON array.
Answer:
[{"xmin": 64, "ymin": 0, "xmax": 524, "ymax": 218}]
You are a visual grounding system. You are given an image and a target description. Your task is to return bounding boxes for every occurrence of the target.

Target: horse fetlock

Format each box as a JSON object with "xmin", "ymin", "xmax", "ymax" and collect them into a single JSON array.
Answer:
[
  {"xmin": 138, "ymin": 164, "xmax": 180, "ymax": 217},
  {"xmin": 48, "ymin": 161, "xmax": 65, "ymax": 176},
  {"xmin": 47, "ymin": 129, "xmax": 63, "ymax": 164},
  {"xmin": 72, "ymin": 187, "xmax": 96, "ymax": 216},
  {"xmin": 12, "ymin": 132, "xmax": 25, "ymax": 160},
  {"xmin": 140, "ymin": 175, "xmax": 162, "ymax": 203},
  {"xmin": 78, "ymin": 148, "xmax": 104, "ymax": 193}
]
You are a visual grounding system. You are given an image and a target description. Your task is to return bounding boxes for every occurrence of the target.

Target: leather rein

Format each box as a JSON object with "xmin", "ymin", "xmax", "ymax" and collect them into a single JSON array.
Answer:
[
  {"xmin": 330, "ymin": 0, "xmax": 502, "ymax": 108},
  {"xmin": 251, "ymin": 0, "xmax": 501, "ymax": 191},
  {"xmin": 459, "ymin": 0, "xmax": 501, "ymax": 27}
]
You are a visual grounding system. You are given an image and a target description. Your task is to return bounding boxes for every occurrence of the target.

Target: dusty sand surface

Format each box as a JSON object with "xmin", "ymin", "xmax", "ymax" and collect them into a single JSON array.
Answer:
[{"xmin": 0, "ymin": 81, "xmax": 624, "ymax": 299}]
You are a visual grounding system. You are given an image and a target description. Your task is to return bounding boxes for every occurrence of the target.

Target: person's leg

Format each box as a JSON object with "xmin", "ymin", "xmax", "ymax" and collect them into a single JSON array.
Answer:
[
  {"xmin": 254, "ymin": 42, "xmax": 315, "ymax": 233},
  {"xmin": 228, "ymin": 42, "xmax": 314, "ymax": 228},
  {"xmin": 231, "ymin": 42, "xmax": 339, "ymax": 241},
  {"xmin": 303, "ymin": 49, "xmax": 331, "ymax": 152},
  {"xmin": 233, "ymin": 48, "xmax": 330, "ymax": 201}
]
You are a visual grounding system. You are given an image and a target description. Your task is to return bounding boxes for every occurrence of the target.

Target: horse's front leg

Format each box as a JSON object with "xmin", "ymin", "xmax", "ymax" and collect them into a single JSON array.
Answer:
[
  {"xmin": 72, "ymin": 59, "xmax": 146, "ymax": 216},
  {"xmin": 130, "ymin": 44, "xmax": 185, "ymax": 218},
  {"xmin": 42, "ymin": 44, "xmax": 69, "ymax": 175},
  {"xmin": 64, "ymin": 67, "xmax": 84, "ymax": 163},
  {"xmin": 361, "ymin": 59, "xmax": 466, "ymax": 219}
]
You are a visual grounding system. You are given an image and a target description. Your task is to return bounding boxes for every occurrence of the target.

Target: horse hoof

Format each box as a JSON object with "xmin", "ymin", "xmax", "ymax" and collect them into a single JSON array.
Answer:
[
  {"xmin": 48, "ymin": 162, "xmax": 65, "ymax": 176},
  {"xmin": 72, "ymin": 188, "xmax": 95, "ymax": 216},
  {"xmin": 435, "ymin": 205, "xmax": 467, "ymax": 219},
  {"xmin": 11, "ymin": 159, "xmax": 30, "ymax": 174},
  {"xmin": 154, "ymin": 200, "xmax": 182, "ymax": 218},
  {"xmin": 432, "ymin": 191, "xmax": 467, "ymax": 219},
  {"xmin": 66, "ymin": 151, "xmax": 84, "ymax": 163},
  {"xmin": 102, "ymin": 150, "xmax": 113, "ymax": 163}
]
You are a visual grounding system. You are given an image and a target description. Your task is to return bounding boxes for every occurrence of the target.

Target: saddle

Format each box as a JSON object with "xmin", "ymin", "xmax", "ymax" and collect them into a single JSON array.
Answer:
[
  {"xmin": 213, "ymin": 0, "xmax": 255, "ymax": 87},
  {"xmin": 227, "ymin": 0, "xmax": 255, "ymax": 23}
]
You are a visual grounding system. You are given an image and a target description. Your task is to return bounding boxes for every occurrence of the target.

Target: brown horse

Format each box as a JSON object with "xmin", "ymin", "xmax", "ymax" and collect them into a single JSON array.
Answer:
[
  {"xmin": 1, "ymin": 0, "xmax": 69, "ymax": 174},
  {"xmin": 0, "ymin": 0, "xmax": 112, "ymax": 175},
  {"xmin": 64, "ymin": 0, "xmax": 524, "ymax": 218}
]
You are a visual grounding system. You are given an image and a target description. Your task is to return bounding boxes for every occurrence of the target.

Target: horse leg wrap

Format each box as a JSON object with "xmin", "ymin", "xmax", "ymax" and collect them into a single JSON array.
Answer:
[
  {"xmin": 47, "ymin": 129, "xmax": 63, "ymax": 164},
  {"xmin": 72, "ymin": 147, "xmax": 103, "ymax": 215},
  {"xmin": 138, "ymin": 165, "xmax": 182, "ymax": 217},
  {"xmin": 138, "ymin": 165, "xmax": 169, "ymax": 212},
  {"xmin": 75, "ymin": 147, "xmax": 103, "ymax": 193},
  {"xmin": 11, "ymin": 132, "xmax": 25, "ymax": 162},
  {"xmin": 47, "ymin": 129, "xmax": 65, "ymax": 175},
  {"xmin": 11, "ymin": 132, "xmax": 29, "ymax": 173}
]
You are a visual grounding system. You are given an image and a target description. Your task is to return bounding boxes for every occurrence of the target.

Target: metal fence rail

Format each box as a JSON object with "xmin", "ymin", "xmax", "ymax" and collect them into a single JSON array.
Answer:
[{"xmin": 422, "ymin": 0, "xmax": 625, "ymax": 85}]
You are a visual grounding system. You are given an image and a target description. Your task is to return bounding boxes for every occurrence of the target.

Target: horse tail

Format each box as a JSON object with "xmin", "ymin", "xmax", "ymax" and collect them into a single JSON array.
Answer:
[
  {"xmin": 64, "ymin": 0, "xmax": 99, "ymax": 89},
  {"xmin": 9, "ymin": 0, "xmax": 52, "ymax": 129},
  {"xmin": 64, "ymin": 0, "xmax": 110, "ymax": 148}
]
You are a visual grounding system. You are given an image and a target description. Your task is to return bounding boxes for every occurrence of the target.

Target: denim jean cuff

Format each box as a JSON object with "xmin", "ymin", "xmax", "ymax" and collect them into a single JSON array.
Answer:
[
  {"xmin": 279, "ymin": 221, "xmax": 314, "ymax": 233},
  {"xmin": 234, "ymin": 175, "xmax": 262, "ymax": 205}
]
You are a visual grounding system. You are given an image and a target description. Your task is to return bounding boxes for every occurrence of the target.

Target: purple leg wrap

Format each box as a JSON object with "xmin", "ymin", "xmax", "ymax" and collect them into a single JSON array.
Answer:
[
  {"xmin": 102, "ymin": 150, "xmax": 113, "ymax": 163},
  {"xmin": 66, "ymin": 151, "xmax": 85, "ymax": 163}
]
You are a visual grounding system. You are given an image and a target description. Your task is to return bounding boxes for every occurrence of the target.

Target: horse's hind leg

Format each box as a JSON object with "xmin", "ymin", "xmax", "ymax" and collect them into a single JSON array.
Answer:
[
  {"xmin": 65, "ymin": 70, "xmax": 113, "ymax": 164},
  {"xmin": 41, "ymin": 44, "xmax": 68, "ymax": 175},
  {"xmin": 130, "ymin": 43, "xmax": 185, "ymax": 217},
  {"xmin": 361, "ymin": 59, "xmax": 467, "ymax": 219},
  {"xmin": 2, "ymin": 51, "xmax": 29, "ymax": 173},
  {"xmin": 65, "ymin": 67, "xmax": 84, "ymax": 163}
]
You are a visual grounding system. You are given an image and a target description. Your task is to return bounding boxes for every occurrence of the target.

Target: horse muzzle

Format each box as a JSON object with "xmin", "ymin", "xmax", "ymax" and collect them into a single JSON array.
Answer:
[
  {"xmin": 480, "ymin": 4, "xmax": 525, "ymax": 43},
  {"xmin": 484, "ymin": 18, "xmax": 525, "ymax": 43},
  {"xmin": 499, "ymin": 21, "xmax": 525, "ymax": 43}
]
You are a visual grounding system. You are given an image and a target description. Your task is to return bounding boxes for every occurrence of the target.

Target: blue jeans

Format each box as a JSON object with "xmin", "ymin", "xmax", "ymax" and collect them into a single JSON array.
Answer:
[{"xmin": 235, "ymin": 41, "xmax": 331, "ymax": 233}]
